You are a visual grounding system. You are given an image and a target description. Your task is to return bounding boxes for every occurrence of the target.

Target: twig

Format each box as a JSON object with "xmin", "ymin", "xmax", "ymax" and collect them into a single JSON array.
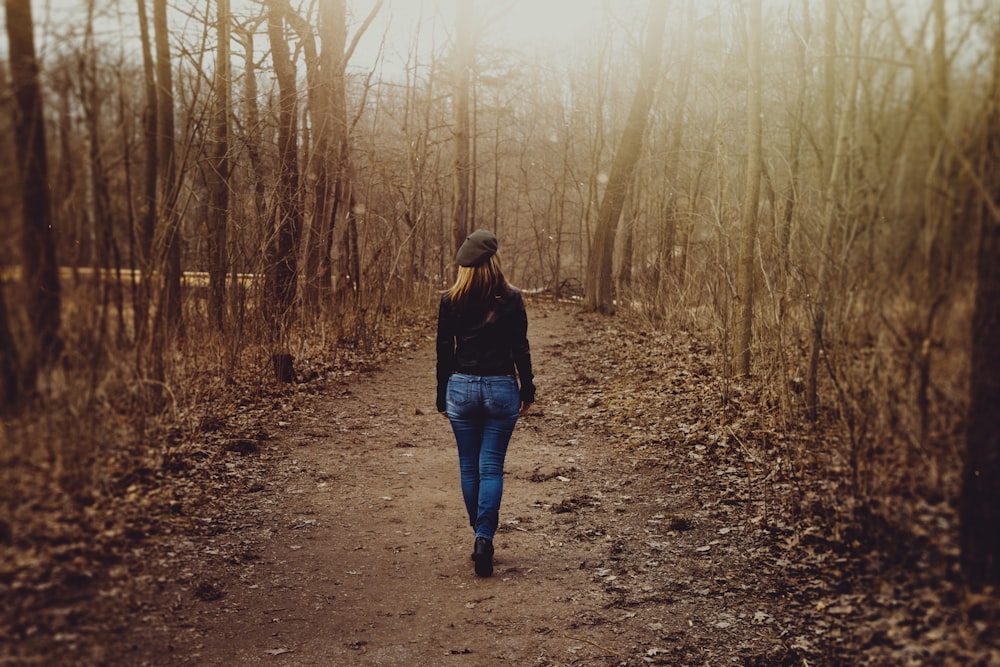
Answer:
[{"xmin": 561, "ymin": 633, "xmax": 618, "ymax": 658}]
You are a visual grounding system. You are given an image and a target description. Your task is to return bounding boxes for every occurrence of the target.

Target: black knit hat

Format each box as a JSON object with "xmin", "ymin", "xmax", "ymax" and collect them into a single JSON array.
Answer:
[{"xmin": 455, "ymin": 229, "xmax": 498, "ymax": 267}]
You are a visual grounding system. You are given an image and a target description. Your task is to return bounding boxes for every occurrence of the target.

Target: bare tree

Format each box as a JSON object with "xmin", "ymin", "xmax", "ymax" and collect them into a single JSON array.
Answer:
[
  {"xmin": 584, "ymin": 0, "xmax": 669, "ymax": 314},
  {"xmin": 82, "ymin": 0, "xmax": 122, "ymax": 336},
  {"xmin": 322, "ymin": 0, "xmax": 351, "ymax": 299},
  {"xmin": 154, "ymin": 0, "xmax": 182, "ymax": 332},
  {"xmin": 452, "ymin": 0, "xmax": 473, "ymax": 256},
  {"xmin": 734, "ymin": 0, "xmax": 763, "ymax": 376},
  {"xmin": 206, "ymin": 0, "xmax": 231, "ymax": 330},
  {"xmin": 265, "ymin": 0, "xmax": 302, "ymax": 327},
  {"xmin": 4, "ymin": 0, "xmax": 62, "ymax": 377},
  {"xmin": 294, "ymin": 0, "xmax": 336, "ymax": 309},
  {"xmin": 135, "ymin": 0, "xmax": 158, "ymax": 345},
  {"xmin": 777, "ymin": 0, "xmax": 809, "ymax": 300},
  {"xmin": 805, "ymin": 0, "xmax": 864, "ymax": 421},
  {"xmin": 234, "ymin": 17, "xmax": 266, "ymax": 240}
]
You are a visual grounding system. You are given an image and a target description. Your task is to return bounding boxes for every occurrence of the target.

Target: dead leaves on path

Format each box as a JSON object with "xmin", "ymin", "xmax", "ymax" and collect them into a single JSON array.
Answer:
[{"xmin": 539, "ymin": 310, "xmax": 999, "ymax": 665}]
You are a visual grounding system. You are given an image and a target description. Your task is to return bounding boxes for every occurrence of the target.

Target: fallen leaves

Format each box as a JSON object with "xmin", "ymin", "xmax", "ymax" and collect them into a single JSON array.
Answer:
[{"xmin": 545, "ymin": 308, "xmax": 1000, "ymax": 666}]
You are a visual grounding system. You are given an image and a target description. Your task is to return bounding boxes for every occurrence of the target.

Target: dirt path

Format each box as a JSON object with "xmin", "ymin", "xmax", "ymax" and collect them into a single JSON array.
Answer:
[
  {"xmin": 11, "ymin": 300, "xmax": 992, "ymax": 665},
  {"xmin": 151, "ymin": 304, "xmax": 631, "ymax": 665},
  {"xmin": 123, "ymin": 302, "xmax": 789, "ymax": 666}
]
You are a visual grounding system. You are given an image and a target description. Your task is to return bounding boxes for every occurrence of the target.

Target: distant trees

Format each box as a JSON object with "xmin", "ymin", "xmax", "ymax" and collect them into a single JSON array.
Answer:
[{"xmin": 2, "ymin": 1, "xmax": 999, "ymax": 563}]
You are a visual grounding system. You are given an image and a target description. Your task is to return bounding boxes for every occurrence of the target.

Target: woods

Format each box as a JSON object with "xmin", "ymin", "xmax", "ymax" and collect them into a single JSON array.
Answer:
[{"xmin": 2, "ymin": 0, "xmax": 1000, "ymax": 660}]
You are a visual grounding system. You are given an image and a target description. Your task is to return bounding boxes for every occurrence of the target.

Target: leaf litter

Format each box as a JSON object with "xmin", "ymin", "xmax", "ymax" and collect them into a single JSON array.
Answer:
[{"xmin": 2, "ymin": 303, "xmax": 998, "ymax": 665}]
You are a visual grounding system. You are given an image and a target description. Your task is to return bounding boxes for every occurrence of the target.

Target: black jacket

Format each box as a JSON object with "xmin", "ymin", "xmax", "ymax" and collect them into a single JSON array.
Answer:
[{"xmin": 436, "ymin": 287, "xmax": 535, "ymax": 412}]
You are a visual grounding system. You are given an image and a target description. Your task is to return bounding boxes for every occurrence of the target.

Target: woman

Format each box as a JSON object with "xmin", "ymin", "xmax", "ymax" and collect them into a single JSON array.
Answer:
[{"xmin": 436, "ymin": 230, "xmax": 535, "ymax": 577}]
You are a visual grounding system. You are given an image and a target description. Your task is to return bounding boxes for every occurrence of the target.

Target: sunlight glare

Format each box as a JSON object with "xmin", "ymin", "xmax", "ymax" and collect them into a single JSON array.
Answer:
[{"xmin": 489, "ymin": 0, "xmax": 608, "ymax": 50}]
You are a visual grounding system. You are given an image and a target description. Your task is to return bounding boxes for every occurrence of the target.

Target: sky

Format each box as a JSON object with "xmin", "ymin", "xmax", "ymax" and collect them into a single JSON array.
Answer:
[
  {"xmin": 320, "ymin": 0, "xmax": 649, "ymax": 74},
  {"xmin": 355, "ymin": 0, "xmax": 648, "ymax": 72},
  {"xmin": 1, "ymin": 0, "xmax": 988, "ymax": 77},
  {"xmin": 1, "ymin": 0, "xmax": 643, "ymax": 68}
]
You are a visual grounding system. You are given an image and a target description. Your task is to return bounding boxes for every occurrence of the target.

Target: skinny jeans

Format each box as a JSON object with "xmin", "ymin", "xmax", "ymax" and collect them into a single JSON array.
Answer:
[{"xmin": 445, "ymin": 373, "xmax": 520, "ymax": 540}]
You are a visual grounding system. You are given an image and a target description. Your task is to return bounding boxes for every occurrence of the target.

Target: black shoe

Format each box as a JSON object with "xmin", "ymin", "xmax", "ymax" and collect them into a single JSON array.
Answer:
[{"xmin": 472, "ymin": 537, "xmax": 494, "ymax": 577}]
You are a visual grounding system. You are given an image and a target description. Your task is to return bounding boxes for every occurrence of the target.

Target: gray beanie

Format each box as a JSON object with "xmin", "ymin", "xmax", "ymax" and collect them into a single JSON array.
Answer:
[{"xmin": 455, "ymin": 230, "xmax": 498, "ymax": 267}]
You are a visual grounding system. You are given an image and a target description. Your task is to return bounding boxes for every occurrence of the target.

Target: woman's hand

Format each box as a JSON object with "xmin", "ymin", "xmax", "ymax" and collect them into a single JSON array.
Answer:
[{"xmin": 519, "ymin": 401, "xmax": 532, "ymax": 417}]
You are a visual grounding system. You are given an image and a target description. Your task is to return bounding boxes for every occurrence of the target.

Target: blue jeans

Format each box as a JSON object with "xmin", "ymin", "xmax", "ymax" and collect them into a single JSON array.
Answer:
[{"xmin": 445, "ymin": 374, "xmax": 520, "ymax": 541}]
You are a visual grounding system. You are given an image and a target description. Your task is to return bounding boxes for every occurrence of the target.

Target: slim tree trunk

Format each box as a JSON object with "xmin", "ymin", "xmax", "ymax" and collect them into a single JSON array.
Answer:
[
  {"xmin": 779, "ymin": 0, "xmax": 809, "ymax": 302},
  {"xmin": 584, "ymin": 0, "xmax": 669, "ymax": 314},
  {"xmin": 135, "ymin": 0, "xmax": 158, "ymax": 345},
  {"xmin": 806, "ymin": 0, "xmax": 864, "ymax": 421},
  {"xmin": 237, "ymin": 21, "xmax": 266, "ymax": 239},
  {"xmin": 734, "ymin": 0, "xmax": 763, "ymax": 376},
  {"xmin": 206, "ymin": 0, "xmax": 231, "ymax": 331},
  {"xmin": 4, "ymin": 0, "xmax": 62, "ymax": 376},
  {"xmin": 452, "ymin": 0, "xmax": 473, "ymax": 257},
  {"xmin": 616, "ymin": 179, "xmax": 637, "ymax": 305},
  {"xmin": 915, "ymin": 0, "xmax": 951, "ymax": 474},
  {"xmin": 83, "ymin": 0, "xmax": 120, "ymax": 335},
  {"xmin": 154, "ymin": 0, "xmax": 182, "ymax": 332},
  {"xmin": 303, "ymin": 5, "xmax": 333, "ymax": 309},
  {"xmin": 821, "ymin": 0, "xmax": 837, "ymax": 184},
  {"xmin": 266, "ymin": 0, "xmax": 302, "ymax": 322},
  {"xmin": 321, "ymin": 0, "xmax": 348, "ymax": 299}
]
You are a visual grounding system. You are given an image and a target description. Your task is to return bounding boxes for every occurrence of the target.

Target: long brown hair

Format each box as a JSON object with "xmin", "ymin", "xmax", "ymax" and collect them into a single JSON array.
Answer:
[{"xmin": 446, "ymin": 254, "xmax": 508, "ymax": 307}]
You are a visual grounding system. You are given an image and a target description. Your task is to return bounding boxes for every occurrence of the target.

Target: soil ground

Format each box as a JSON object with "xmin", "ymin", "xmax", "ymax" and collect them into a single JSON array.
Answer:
[
  {"xmin": 113, "ymin": 301, "xmax": 797, "ymax": 666},
  {"xmin": 13, "ymin": 300, "xmax": 994, "ymax": 665}
]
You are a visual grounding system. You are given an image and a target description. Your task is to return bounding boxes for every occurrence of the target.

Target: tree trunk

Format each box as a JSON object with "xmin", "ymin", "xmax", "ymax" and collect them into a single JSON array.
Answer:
[
  {"xmin": 154, "ymin": 0, "xmax": 182, "ymax": 332},
  {"xmin": 806, "ymin": 0, "xmax": 863, "ymax": 421},
  {"xmin": 584, "ymin": 0, "xmax": 668, "ymax": 314},
  {"xmin": 83, "ymin": 0, "xmax": 120, "ymax": 337},
  {"xmin": 734, "ymin": 0, "xmax": 763, "ymax": 376},
  {"xmin": 135, "ymin": 0, "xmax": 158, "ymax": 345},
  {"xmin": 963, "ymin": 197, "xmax": 1000, "ymax": 590},
  {"xmin": 821, "ymin": 0, "xmax": 837, "ymax": 185},
  {"xmin": 301, "ymin": 4, "xmax": 333, "ymax": 310},
  {"xmin": 616, "ymin": 179, "xmax": 637, "ymax": 306},
  {"xmin": 206, "ymin": 0, "xmax": 231, "ymax": 331},
  {"xmin": 779, "ymin": 0, "xmax": 809, "ymax": 302},
  {"xmin": 321, "ymin": 0, "xmax": 349, "ymax": 299},
  {"xmin": 266, "ymin": 0, "xmax": 302, "ymax": 324},
  {"xmin": 452, "ymin": 0, "xmax": 473, "ymax": 257},
  {"xmin": 961, "ymin": 32, "xmax": 1000, "ymax": 592},
  {"xmin": 237, "ymin": 20, "xmax": 266, "ymax": 246},
  {"xmin": 4, "ymin": 0, "xmax": 62, "ymax": 376}
]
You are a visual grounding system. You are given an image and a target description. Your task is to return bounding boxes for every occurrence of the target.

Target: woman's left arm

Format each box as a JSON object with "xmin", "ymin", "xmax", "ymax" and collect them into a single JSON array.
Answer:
[
  {"xmin": 436, "ymin": 297, "xmax": 456, "ymax": 413},
  {"xmin": 511, "ymin": 294, "xmax": 535, "ymax": 409}
]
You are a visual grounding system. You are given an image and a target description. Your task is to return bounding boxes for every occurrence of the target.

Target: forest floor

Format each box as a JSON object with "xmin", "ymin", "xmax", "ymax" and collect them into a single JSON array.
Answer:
[{"xmin": 3, "ymin": 299, "xmax": 999, "ymax": 665}]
